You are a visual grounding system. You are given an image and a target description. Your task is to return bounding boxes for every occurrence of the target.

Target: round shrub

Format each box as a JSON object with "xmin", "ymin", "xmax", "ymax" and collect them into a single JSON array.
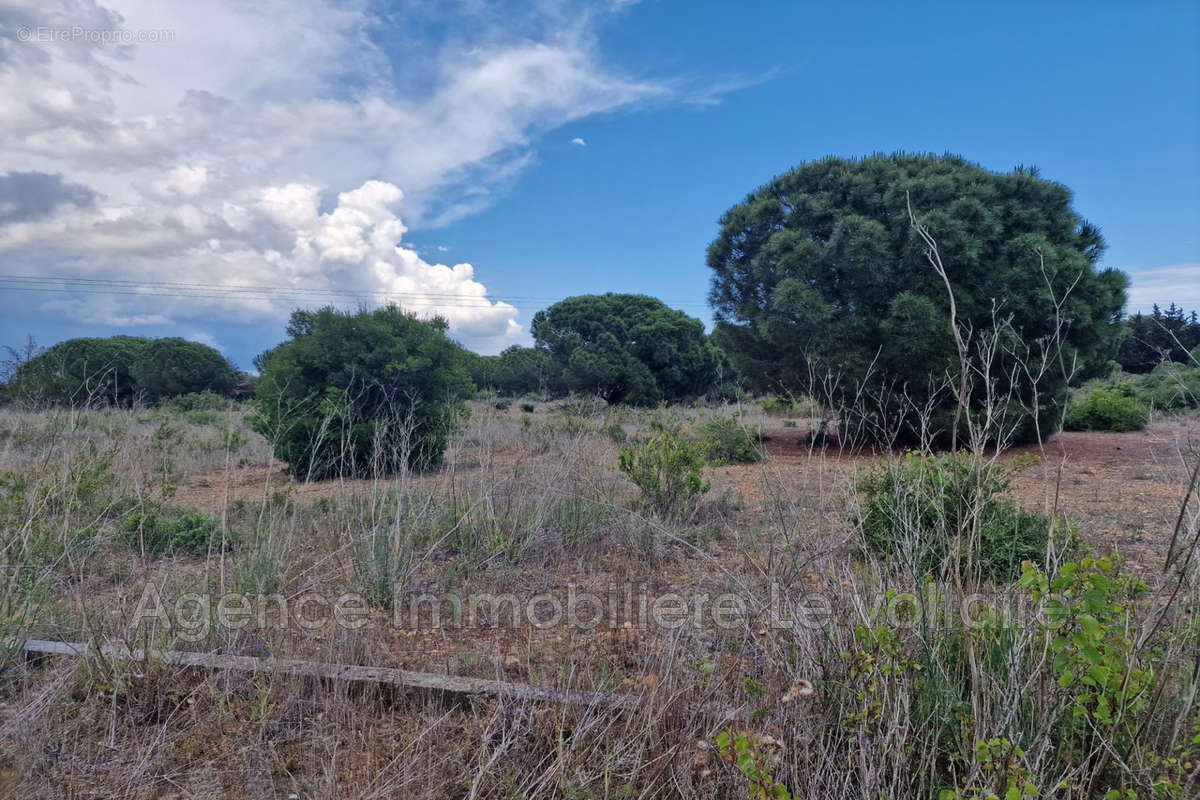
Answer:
[
  {"xmin": 252, "ymin": 306, "xmax": 473, "ymax": 480},
  {"xmin": 701, "ymin": 415, "xmax": 763, "ymax": 463},
  {"xmin": 617, "ymin": 418, "xmax": 710, "ymax": 519},
  {"xmin": 1064, "ymin": 387, "xmax": 1149, "ymax": 432},
  {"xmin": 857, "ymin": 453, "xmax": 1050, "ymax": 582}
]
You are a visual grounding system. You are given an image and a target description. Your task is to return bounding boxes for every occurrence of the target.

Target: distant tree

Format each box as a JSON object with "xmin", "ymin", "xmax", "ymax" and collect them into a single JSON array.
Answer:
[
  {"xmin": 10, "ymin": 336, "xmax": 145, "ymax": 405},
  {"xmin": 8, "ymin": 335, "xmax": 233, "ymax": 406},
  {"xmin": 1, "ymin": 335, "xmax": 42, "ymax": 383},
  {"xmin": 532, "ymin": 294, "xmax": 720, "ymax": 405},
  {"xmin": 131, "ymin": 338, "xmax": 238, "ymax": 402},
  {"xmin": 1116, "ymin": 304, "xmax": 1200, "ymax": 373},
  {"xmin": 252, "ymin": 306, "xmax": 473, "ymax": 479},
  {"xmin": 707, "ymin": 153, "xmax": 1128, "ymax": 444},
  {"xmin": 461, "ymin": 350, "xmax": 496, "ymax": 394},
  {"xmin": 489, "ymin": 345, "xmax": 567, "ymax": 397}
]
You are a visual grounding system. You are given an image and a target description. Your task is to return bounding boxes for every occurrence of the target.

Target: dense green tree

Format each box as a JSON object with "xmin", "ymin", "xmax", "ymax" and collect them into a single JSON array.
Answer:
[
  {"xmin": 9, "ymin": 335, "xmax": 235, "ymax": 406},
  {"xmin": 460, "ymin": 350, "xmax": 495, "ymax": 394},
  {"xmin": 532, "ymin": 294, "xmax": 719, "ymax": 405},
  {"xmin": 131, "ymin": 338, "xmax": 238, "ymax": 402},
  {"xmin": 1116, "ymin": 304, "xmax": 1200, "ymax": 373},
  {"xmin": 481, "ymin": 345, "xmax": 566, "ymax": 397},
  {"xmin": 707, "ymin": 153, "xmax": 1128, "ymax": 444},
  {"xmin": 252, "ymin": 306, "xmax": 473, "ymax": 479}
]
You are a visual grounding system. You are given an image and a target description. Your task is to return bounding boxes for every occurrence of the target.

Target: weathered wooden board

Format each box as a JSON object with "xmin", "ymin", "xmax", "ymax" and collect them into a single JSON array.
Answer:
[{"xmin": 23, "ymin": 639, "xmax": 637, "ymax": 710}]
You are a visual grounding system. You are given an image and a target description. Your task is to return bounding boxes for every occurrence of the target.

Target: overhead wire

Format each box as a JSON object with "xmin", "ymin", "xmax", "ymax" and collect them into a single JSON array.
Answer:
[{"xmin": 0, "ymin": 273, "xmax": 714, "ymax": 311}]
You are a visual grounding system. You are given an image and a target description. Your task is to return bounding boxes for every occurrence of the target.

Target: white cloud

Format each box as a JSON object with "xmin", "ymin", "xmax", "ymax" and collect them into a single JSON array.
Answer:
[
  {"xmin": 188, "ymin": 331, "xmax": 225, "ymax": 353},
  {"xmin": 1124, "ymin": 264, "xmax": 1200, "ymax": 315},
  {"xmin": 0, "ymin": 0, "xmax": 690, "ymax": 352},
  {"xmin": 571, "ymin": 137, "xmax": 587, "ymax": 146}
]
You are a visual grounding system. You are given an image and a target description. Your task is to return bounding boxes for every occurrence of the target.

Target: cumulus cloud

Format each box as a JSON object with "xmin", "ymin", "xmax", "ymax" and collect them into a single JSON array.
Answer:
[
  {"xmin": 571, "ymin": 137, "xmax": 587, "ymax": 146},
  {"xmin": 0, "ymin": 0, "xmax": 686, "ymax": 352}
]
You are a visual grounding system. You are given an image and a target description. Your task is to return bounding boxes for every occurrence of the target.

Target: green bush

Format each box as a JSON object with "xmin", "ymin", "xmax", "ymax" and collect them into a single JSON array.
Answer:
[
  {"xmin": 760, "ymin": 395, "xmax": 816, "ymax": 418},
  {"xmin": 1064, "ymin": 386, "xmax": 1149, "ymax": 432},
  {"xmin": 520, "ymin": 402, "xmax": 535, "ymax": 413},
  {"xmin": 252, "ymin": 306, "xmax": 473, "ymax": 480},
  {"xmin": 857, "ymin": 453, "xmax": 1050, "ymax": 582},
  {"xmin": 618, "ymin": 418, "xmax": 709, "ymax": 519},
  {"xmin": 493, "ymin": 398, "xmax": 512, "ymax": 411},
  {"xmin": 167, "ymin": 390, "xmax": 237, "ymax": 412},
  {"xmin": 121, "ymin": 508, "xmax": 224, "ymax": 555},
  {"xmin": 760, "ymin": 395, "xmax": 797, "ymax": 416},
  {"xmin": 603, "ymin": 422, "xmax": 627, "ymax": 443},
  {"xmin": 701, "ymin": 415, "xmax": 762, "ymax": 463},
  {"xmin": 1135, "ymin": 364, "xmax": 1200, "ymax": 411}
]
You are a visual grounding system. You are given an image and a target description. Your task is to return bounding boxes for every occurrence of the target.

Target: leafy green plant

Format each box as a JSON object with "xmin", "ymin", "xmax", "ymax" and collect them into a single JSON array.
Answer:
[
  {"xmin": 702, "ymin": 414, "xmax": 762, "ymax": 463},
  {"xmin": 857, "ymin": 452, "xmax": 1050, "ymax": 581},
  {"xmin": 714, "ymin": 729, "xmax": 793, "ymax": 800},
  {"xmin": 939, "ymin": 738, "xmax": 1039, "ymax": 800},
  {"xmin": 466, "ymin": 345, "xmax": 567, "ymax": 397},
  {"xmin": 121, "ymin": 508, "xmax": 224, "ymax": 556},
  {"xmin": 1065, "ymin": 386, "xmax": 1149, "ymax": 431},
  {"xmin": 1019, "ymin": 557, "xmax": 1155, "ymax": 773},
  {"xmin": 520, "ymin": 402, "xmax": 535, "ymax": 413},
  {"xmin": 603, "ymin": 422, "xmax": 627, "ymax": 443},
  {"xmin": 617, "ymin": 418, "xmax": 709, "ymax": 519}
]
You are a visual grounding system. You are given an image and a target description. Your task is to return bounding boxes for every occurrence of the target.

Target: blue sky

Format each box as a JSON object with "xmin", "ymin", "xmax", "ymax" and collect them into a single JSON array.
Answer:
[{"xmin": 1, "ymin": 0, "xmax": 1197, "ymax": 371}]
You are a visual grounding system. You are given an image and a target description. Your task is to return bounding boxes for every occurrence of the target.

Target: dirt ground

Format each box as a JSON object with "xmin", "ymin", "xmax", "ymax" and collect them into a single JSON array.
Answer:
[
  {"xmin": 169, "ymin": 415, "xmax": 1200, "ymax": 578},
  {"xmin": 137, "ymin": 415, "xmax": 1197, "ymax": 690}
]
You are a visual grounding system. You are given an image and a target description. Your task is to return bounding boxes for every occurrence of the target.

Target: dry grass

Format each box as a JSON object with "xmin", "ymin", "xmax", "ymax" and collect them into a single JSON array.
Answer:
[{"xmin": 0, "ymin": 399, "xmax": 1197, "ymax": 798}]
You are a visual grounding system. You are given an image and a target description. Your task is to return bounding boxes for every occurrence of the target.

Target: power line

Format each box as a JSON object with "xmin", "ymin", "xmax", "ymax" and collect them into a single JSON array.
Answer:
[
  {"xmin": 0, "ymin": 273, "xmax": 715, "ymax": 311},
  {"xmin": 0, "ymin": 274, "xmax": 564, "ymax": 303}
]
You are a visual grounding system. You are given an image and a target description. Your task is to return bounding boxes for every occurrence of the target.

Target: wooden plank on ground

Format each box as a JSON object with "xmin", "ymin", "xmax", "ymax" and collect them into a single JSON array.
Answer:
[{"xmin": 22, "ymin": 639, "xmax": 637, "ymax": 711}]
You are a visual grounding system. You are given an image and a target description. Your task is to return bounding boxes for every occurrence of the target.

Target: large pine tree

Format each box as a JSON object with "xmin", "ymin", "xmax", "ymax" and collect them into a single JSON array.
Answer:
[{"xmin": 708, "ymin": 153, "xmax": 1128, "ymax": 445}]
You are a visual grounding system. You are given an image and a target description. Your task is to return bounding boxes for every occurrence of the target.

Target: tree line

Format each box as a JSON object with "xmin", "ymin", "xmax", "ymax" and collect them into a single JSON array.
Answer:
[{"xmin": 4, "ymin": 152, "xmax": 1196, "ymax": 476}]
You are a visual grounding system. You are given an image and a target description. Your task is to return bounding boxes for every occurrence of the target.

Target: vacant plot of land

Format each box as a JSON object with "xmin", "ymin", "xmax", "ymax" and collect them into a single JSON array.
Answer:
[{"xmin": 0, "ymin": 402, "xmax": 1196, "ymax": 798}]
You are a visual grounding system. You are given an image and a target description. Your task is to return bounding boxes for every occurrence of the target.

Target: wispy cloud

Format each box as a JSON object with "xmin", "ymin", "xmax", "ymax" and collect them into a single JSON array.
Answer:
[
  {"xmin": 678, "ymin": 66, "xmax": 782, "ymax": 108},
  {"xmin": 571, "ymin": 137, "xmax": 587, "ymax": 146}
]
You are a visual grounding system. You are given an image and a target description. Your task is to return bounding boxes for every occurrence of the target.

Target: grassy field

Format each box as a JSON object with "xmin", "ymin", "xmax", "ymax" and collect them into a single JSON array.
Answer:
[{"xmin": 0, "ymin": 398, "xmax": 1197, "ymax": 798}]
